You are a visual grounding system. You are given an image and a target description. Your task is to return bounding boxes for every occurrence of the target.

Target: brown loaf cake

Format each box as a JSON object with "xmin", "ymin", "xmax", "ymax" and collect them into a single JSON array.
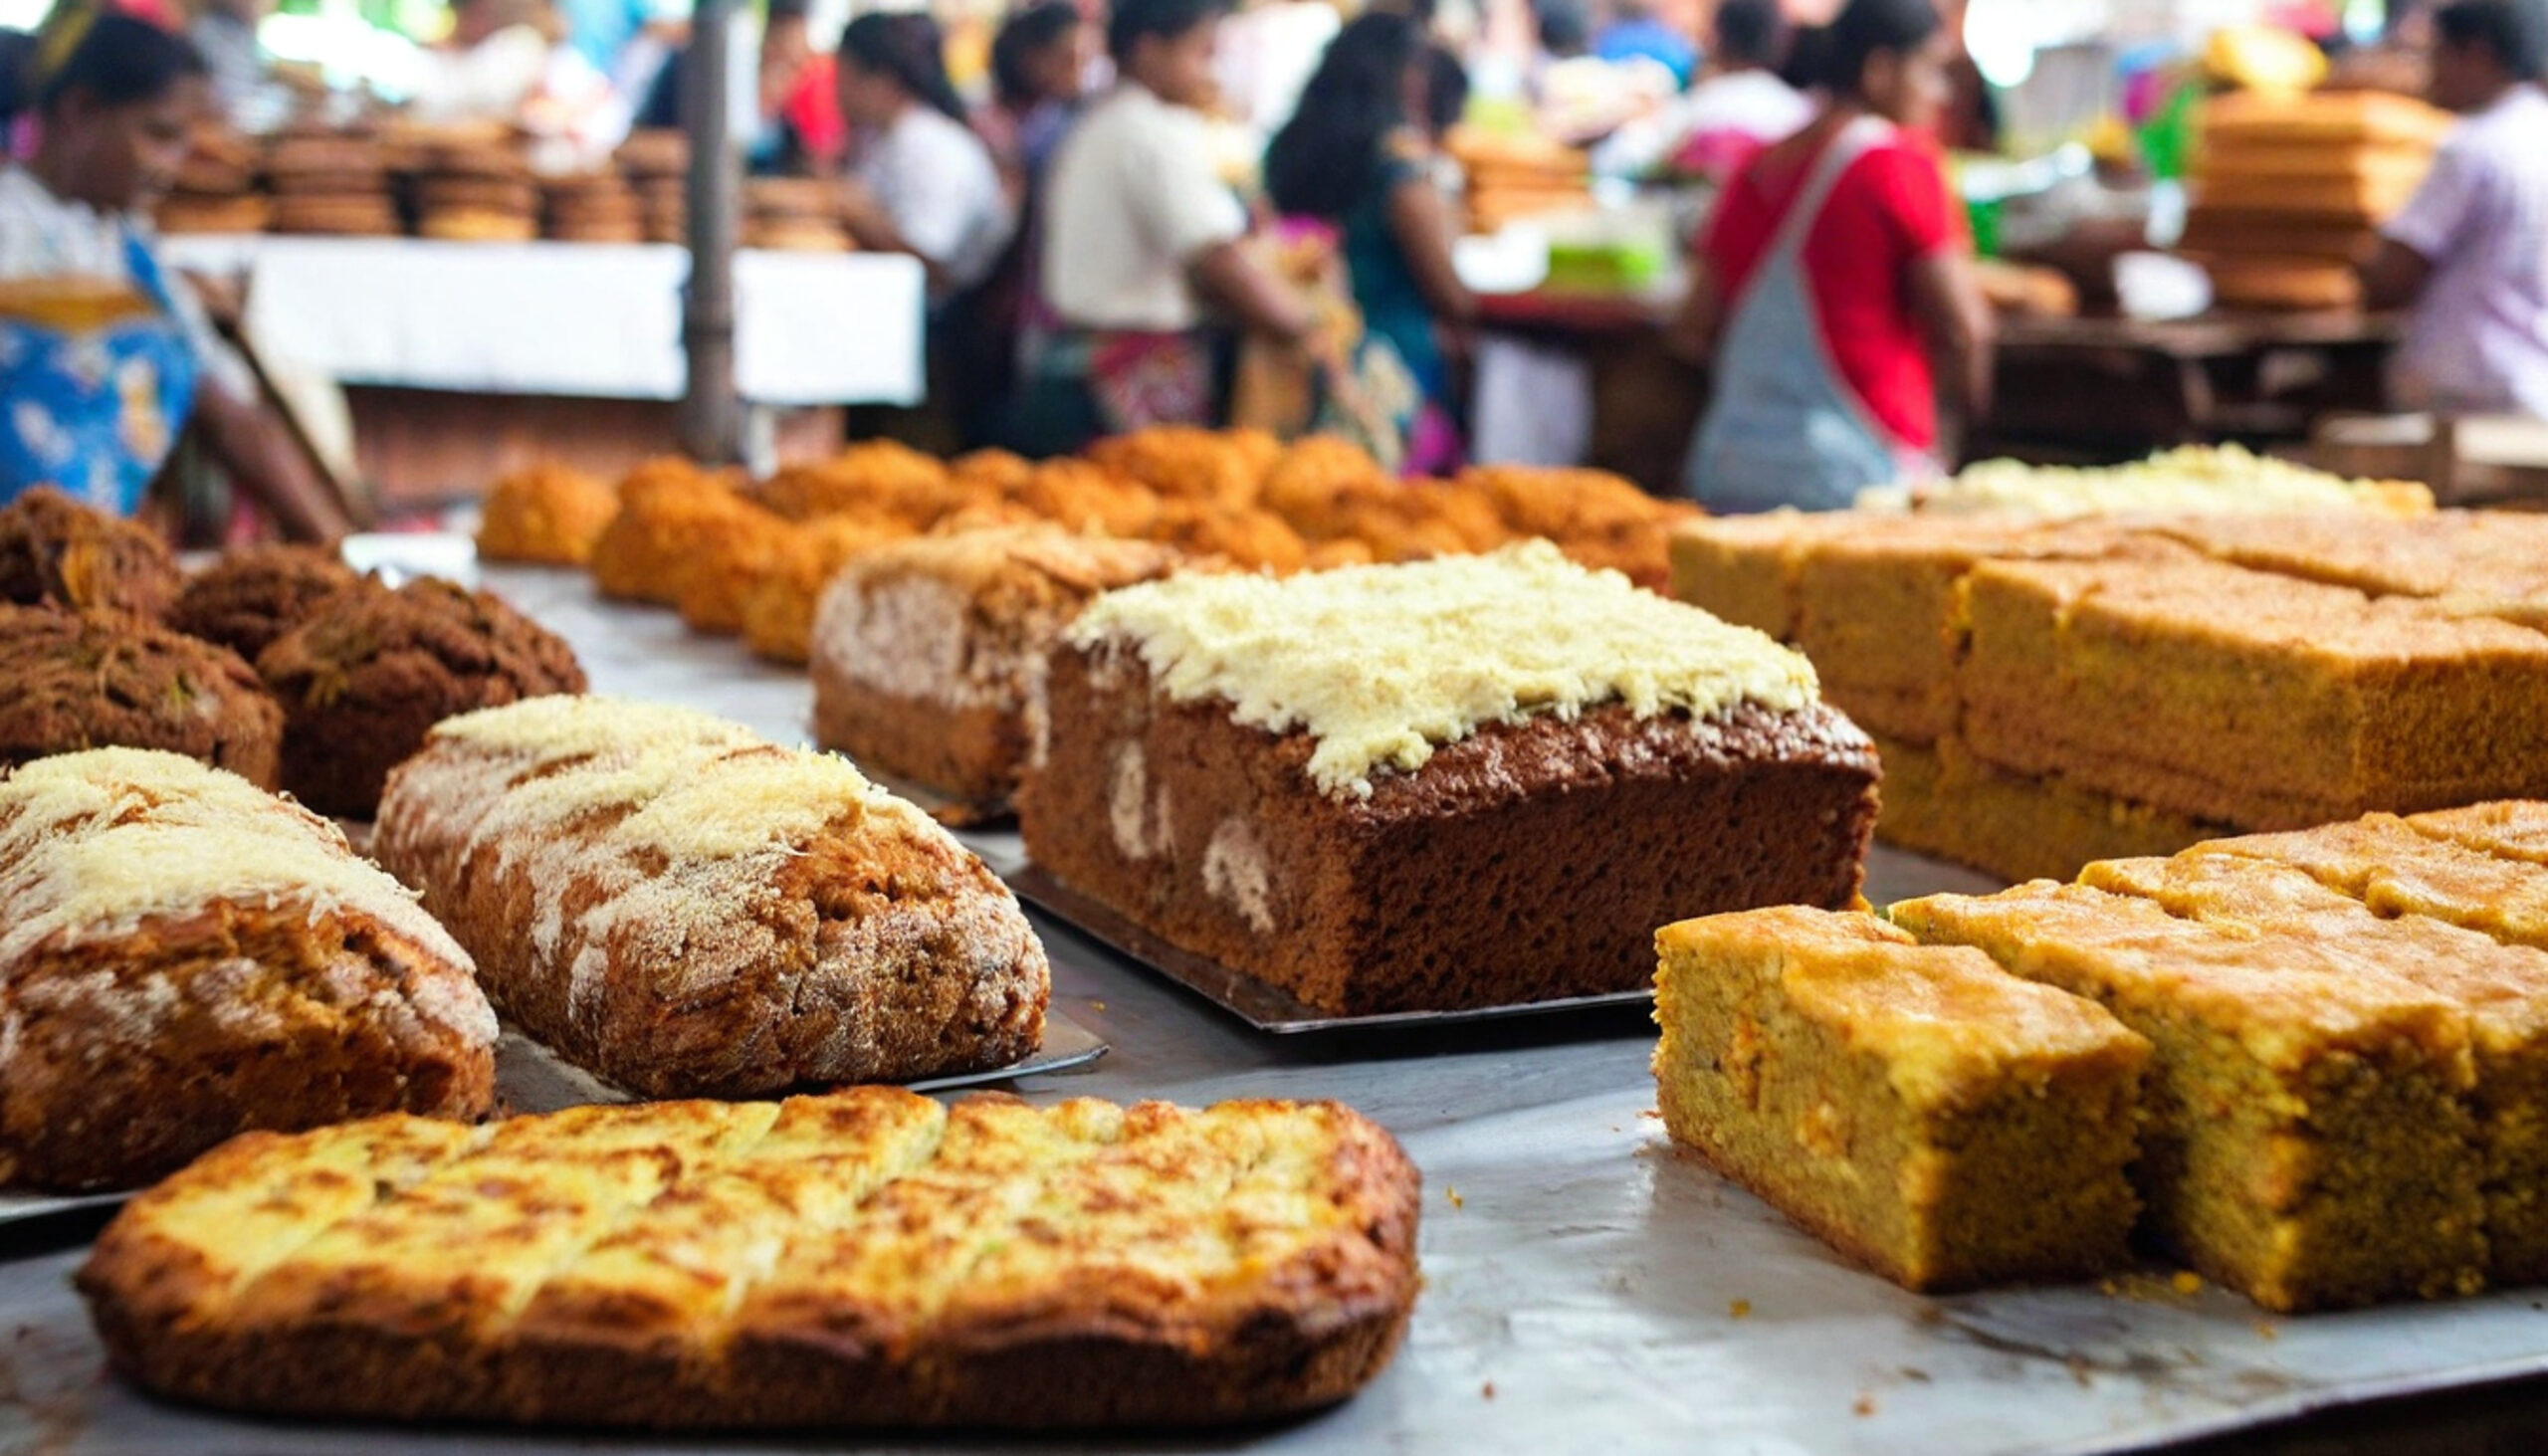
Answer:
[
  {"xmin": 78, "ymin": 1088, "xmax": 1418, "ymax": 1430},
  {"xmin": 1019, "ymin": 544, "xmax": 1881, "ymax": 1015},
  {"xmin": 167, "ymin": 543, "xmax": 361, "ymax": 661},
  {"xmin": 0, "ymin": 748, "xmax": 496, "ymax": 1191},
  {"xmin": 373, "ymin": 697, "xmax": 1049, "ymax": 1097},
  {"xmin": 810, "ymin": 525, "xmax": 1185, "ymax": 809},
  {"xmin": 257, "ymin": 576, "xmax": 586, "ymax": 818},
  {"xmin": 0, "ymin": 486, "xmax": 182, "ymax": 619},
  {"xmin": 0, "ymin": 605, "xmax": 284, "ymax": 787}
]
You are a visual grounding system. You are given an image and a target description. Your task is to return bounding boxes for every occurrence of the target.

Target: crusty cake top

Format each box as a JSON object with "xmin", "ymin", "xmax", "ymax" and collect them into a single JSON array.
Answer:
[
  {"xmin": 1067, "ymin": 540, "xmax": 1819, "ymax": 797},
  {"xmin": 83, "ymin": 1089, "xmax": 1419, "ymax": 1356},
  {"xmin": 428, "ymin": 695, "xmax": 759, "ymax": 763},
  {"xmin": 1659, "ymin": 907, "xmax": 2147, "ymax": 1113},
  {"xmin": 0, "ymin": 746, "xmax": 471, "ymax": 975},
  {"xmin": 1860, "ymin": 445, "xmax": 2432, "ymax": 520}
]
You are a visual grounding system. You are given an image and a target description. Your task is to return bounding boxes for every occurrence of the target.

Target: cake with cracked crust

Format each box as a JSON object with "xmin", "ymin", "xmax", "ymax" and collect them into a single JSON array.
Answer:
[
  {"xmin": 1653, "ymin": 907, "xmax": 2147, "ymax": 1291},
  {"xmin": 1019, "ymin": 543, "xmax": 1881, "ymax": 1015},
  {"xmin": 78, "ymin": 1088, "xmax": 1419, "ymax": 1431},
  {"xmin": 373, "ymin": 697, "xmax": 1048, "ymax": 1098},
  {"xmin": 2079, "ymin": 849, "xmax": 2548, "ymax": 1283},
  {"xmin": 0, "ymin": 748, "xmax": 495, "ymax": 1191},
  {"xmin": 1888, "ymin": 883, "xmax": 2483, "ymax": 1312},
  {"xmin": 810, "ymin": 525, "xmax": 1185, "ymax": 810}
]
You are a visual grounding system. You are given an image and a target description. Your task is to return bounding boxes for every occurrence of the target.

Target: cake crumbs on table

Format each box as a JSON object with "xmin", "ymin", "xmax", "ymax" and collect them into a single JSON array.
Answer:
[
  {"xmin": 1729, "ymin": 1299, "xmax": 1753, "ymax": 1319},
  {"xmin": 1446, "ymin": 1186, "xmax": 1464, "ymax": 1209},
  {"xmin": 1481, "ymin": 1381, "xmax": 1496, "ymax": 1400},
  {"xmin": 2254, "ymin": 1322, "xmax": 2280, "ymax": 1341},
  {"xmin": 2172, "ymin": 1271, "xmax": 2205, "ymax": 1297},
  {"xmin": 1853, "ymin": 1395, "xmax": 1877, "ymax": 1417}
]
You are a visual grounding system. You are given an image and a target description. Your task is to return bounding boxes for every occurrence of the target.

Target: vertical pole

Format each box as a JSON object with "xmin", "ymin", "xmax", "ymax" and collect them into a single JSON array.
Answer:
[{"xmin": 679, "ymin": 0, "xmax": 743, "ymax": 463}]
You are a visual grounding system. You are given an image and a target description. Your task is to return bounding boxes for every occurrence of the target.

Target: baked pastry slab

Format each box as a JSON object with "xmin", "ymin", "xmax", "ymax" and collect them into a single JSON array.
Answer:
[
  {"xmin": 0, "ymin": 748, "xmax": 496, "ymax": 1191},
  {"xmin": 2080, "ymin": 851, "xmax": 2548, "ymax": 1283},
  {"xmin": 1653, "ymin": 907, "xmax": 2147, "ymax": 1291},
  {"xmin": 810, "ymin": 526, "xmax": 1184, "ymax": 809},
  {"xmin": 78, "ymin": 1088, "xmax": 1420, "ymax": 1431},
  {"xmin": 374, "ymin": 697, "xmax": 1049, "ymax": 1098},
  {"xmin": 1889, "ymin": 883, "xmax": 2483, "ymax": 1312},
  {"xmin": 1021, "ymin": 544, "xmax": 1881, "ymax": 1015}
]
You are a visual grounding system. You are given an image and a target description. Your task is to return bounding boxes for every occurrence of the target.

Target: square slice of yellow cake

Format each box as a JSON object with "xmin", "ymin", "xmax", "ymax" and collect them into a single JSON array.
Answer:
[{"xmin": 1653, "ymin": 906, "xmax": 2148, "ymax": 1292}]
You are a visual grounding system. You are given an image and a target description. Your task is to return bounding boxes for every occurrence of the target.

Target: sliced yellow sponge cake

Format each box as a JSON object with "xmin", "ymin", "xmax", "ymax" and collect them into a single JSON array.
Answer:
[{"xmin": 1653, "ymin": 906, "xmax": 2148, "ymax": 1292}]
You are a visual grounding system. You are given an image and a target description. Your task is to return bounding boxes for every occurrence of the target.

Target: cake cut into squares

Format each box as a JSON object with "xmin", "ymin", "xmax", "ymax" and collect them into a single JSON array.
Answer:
[
  {"xmin": 1889, "ymin": 883, "xmax": 2483, "ymax": 1312},
  {"xmin": 1957, "ymin": 556, "xmax": 2548, "ymax": 829},
  {"xmin": 2205, "ymin": 813, "xmax": 2548, "ymax": 948},
  {"xmin": 2412, "ymin": 800, "xmax": 2548, "ymax": 868},
  {"xmin": 1872, "ymin": 731, "xmax": 2223, "ymax": 886},
  {"xmin": 1021, "ymin": 543, "xmax": 1882, "ymax": 1015},
  {"xmin": 2082, "ymin": 850, "xmax": 2548, "ymax": 1282},
  {"xmin": 1653, "ymin": 907, "xmax": 2147, "ymax": 1291}
]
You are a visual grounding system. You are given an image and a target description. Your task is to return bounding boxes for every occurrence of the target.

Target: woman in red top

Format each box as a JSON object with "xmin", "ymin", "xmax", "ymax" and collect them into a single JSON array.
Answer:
[{"xmin": 1672, "ymin": 0, "xmax": 1992, "ymax": 513}]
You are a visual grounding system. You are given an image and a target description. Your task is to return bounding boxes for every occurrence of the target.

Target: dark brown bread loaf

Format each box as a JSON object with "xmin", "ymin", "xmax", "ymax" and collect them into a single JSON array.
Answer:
[
  {"xmin": 373, "ymin": 697, "xmax": 1049, "ymax": 1097},
  {"xmin": 257, "ymin": 575, "xmax": 585, "ymax": 818},
  {"xmin": 168, "ymin": 543, "xmax": 361, "ymax": 661},
  {"xmin": 0, "ymin": 748, "xmax": 496, "ymax": 1191},
  {"xmin": 0, "ymin": 605, "xmax": 283, "ymax": 787},
  {"xmin": 0, "ymin": 486, "xmax": 181, "ymax": 619}
]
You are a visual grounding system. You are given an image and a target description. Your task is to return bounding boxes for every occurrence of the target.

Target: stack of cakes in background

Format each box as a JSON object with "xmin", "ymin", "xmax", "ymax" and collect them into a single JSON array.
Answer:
[
  {"xmin": 156, "ymin": 127, "xmax": 267, "ymax": 236},
  {"xmin": 2179, "ymin": 90, "xmax": 2452, "ymax": 311},
  {"xmin": 617, "ymin": 129, "xmax": 690, "ymax": 244},
  {"xmin": 541, "ymin": 169, "xmax": 645, "ymax": 244},
  {"xmin": 743, "ymin": 177, "xmax": 853, "ymax": 252},
  {"xmin": 265, "ymin": 130, "xmax": 399, "ymax": 238},
  {"xmin": 1446, "ymin": 125, "xmax": 1592, "ymax": 235},
  {"xmin": 415, "ymin": 137, "xmax": 538, "ymax": 242}
]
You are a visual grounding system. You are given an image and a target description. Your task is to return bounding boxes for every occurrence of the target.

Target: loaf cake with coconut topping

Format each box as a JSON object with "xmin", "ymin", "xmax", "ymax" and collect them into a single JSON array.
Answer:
[
  {"xmin": 1018, "ymin": 543, "xmax": 1881, "ymax": 1014},
  {"xmin": 373, "ymin": 697, "xmax": 1049, "ymax": 1097},
  {"xmin": 0, "ymin": 747, "xmax": 496, "ymax": 1191},
  {"xmin": 810, "ymin": 525, "xmax": 1184, "ymax": 810}
]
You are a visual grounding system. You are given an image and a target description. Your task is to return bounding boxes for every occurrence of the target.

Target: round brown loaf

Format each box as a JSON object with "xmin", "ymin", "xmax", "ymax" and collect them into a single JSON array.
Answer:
[
  {"xmin": 168, "ymin": 543, "xmax": 362, "ymax": 662},
  {"xmin": 0, "ymin": 748, "xmax": 496, "ymax": 1192},
  {"xmin": 156, "ymin": 196, "xmax": 273, "ymax": 234},
  {"xmin": 0, "ymin": 605, "xmax": 284, "ymax": 787},
  {"xmin": 257, "ymin": 575, "xmax": 586, "ymax": 818},
  {"xmin": 0, "ymin": 485, "xmax": 181, "ymax": 618},
  {"xmin": 417, "ymin": 176, "xmax": 539, "ymax": 214},
  {"xmin": 418, "ymin": 209, "xmax": 540, "ymax": 243}
]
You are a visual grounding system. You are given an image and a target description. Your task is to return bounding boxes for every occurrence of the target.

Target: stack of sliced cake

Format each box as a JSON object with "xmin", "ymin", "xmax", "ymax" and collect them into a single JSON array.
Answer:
[
  {"xmin": 616, "ymin": 129, "xmax": 689, "ymax": 244},
  {"xmin": 157, "ymin": 126, "xmax": 267, "ymax": 235},
  {"xmin": 541, "ymin": 170, "xmax": 644, "ymax": 245},
  {"xmin": 2181, "ymin": 90, "xmax": 2451, "ymax": 310},
  {"xmin": 1657, "ymin": 799, "xmax": 2548, "ymax": 1311},
  {"xmin": 415, "ymin": 139, "xmax": 538, "ymax": 243},
  {"xmin": 1669, "ymin": 449, "xmax": 2548, "ymax": 882},
  {"xmin": 265, "ymin": 131, "xmax": 398, "ymax": 238},
  {"xmin": 743, "ymin": 178, "xmax": 852, "ymax": 252}
]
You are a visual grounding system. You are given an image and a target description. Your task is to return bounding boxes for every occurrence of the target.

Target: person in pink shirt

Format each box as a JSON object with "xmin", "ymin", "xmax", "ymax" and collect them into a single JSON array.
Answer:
[{"xmin": 2363, "ymin": 0, "xmax": 2548, "ymax": 417}]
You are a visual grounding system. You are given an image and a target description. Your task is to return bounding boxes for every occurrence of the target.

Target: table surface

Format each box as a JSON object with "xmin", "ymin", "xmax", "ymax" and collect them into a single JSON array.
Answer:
[{"xmin": 7, "ymin": 558, "xmax": 2548, "ymax": 1456}]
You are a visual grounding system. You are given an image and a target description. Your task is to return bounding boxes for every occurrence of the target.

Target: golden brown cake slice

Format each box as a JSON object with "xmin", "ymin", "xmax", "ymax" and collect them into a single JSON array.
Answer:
[
  {"xmin": 2412, "ymin": 800, "xmax": 2548, "ymax": 867},
  {"xmin": 1889, "ymin": 883, "xmax": 2482, "ymax": 1311},
  {"xmin": 1665, "ymin": 513, "xmax": 1858, "ymax": 642},
  {"xmin": 809, "ymin": 525, "xmax": 1185, "ymax": 810},
  {"xmin": 79, "ymin": 1089, "xmax": 1421, "ymax": 1431},
  {"xmin": 2205, "ymin": 813, "xmax": 2548, "ymax": 947},
  {"xmin": 1653, "ymin": 907, "xmax": 2147, "ymax": 1291},
  {"xmin": 2081, "ymin": 851, "xmax": 2548, "ymax": 1282},
  {"xmin": 1871, "ymin": 731, "xmax": 2225, "ymax": 884},
  {"xmin": 1958, "ymin": 556, "xmax": 2548, "ymax": 829}
]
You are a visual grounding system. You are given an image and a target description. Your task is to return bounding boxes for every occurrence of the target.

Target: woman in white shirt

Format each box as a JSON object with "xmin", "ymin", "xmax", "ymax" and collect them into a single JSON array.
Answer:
[
  {"xmin": 0, "ymin": 8, "xmax": 346, "ymax": 538},
  {"xmin": 1013, "ymin": 0, "xmax": 1311, "ymax": 455},
  {"xmin": 834, "ymin": 12, "xmax": 1012, "ymax": 304}
]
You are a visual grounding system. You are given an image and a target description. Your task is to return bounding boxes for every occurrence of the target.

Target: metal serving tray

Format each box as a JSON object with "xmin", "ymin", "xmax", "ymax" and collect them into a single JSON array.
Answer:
[
  {"xmin": 1009, "ymin": 864, "xmax": 1653, "ymax": 1033},
  {"xmin": 0, "ymin": 1014, "xmax": 1107, "ymax": 1228}
]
